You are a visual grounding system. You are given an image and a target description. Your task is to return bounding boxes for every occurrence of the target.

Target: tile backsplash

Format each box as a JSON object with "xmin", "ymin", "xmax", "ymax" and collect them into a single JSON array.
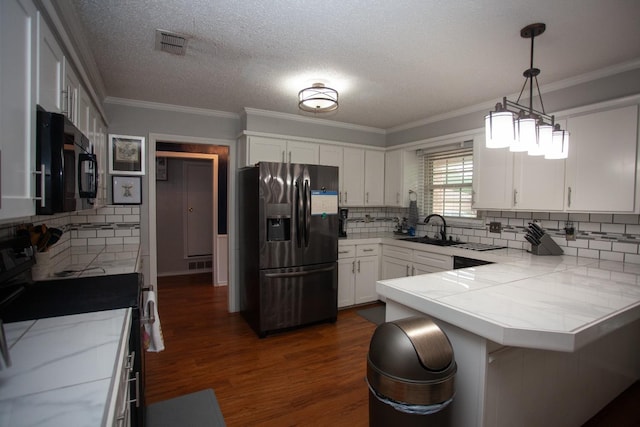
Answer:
[{"xmin": 345, "ymin": 207, "xmax": 640, "ymax": 264}]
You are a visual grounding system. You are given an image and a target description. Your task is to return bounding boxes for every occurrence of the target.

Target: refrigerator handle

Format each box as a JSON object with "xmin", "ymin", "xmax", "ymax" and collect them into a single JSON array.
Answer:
[
  {"xmin": 264, "ymin": 265, "xmax": 335, "ymax": 278},
  {"xmin": 304, "ymin": 179, "xmax": 311, "ymax": 247},
  {"xmin": 295, "ymin": 180, "xmax": 302, "ymax": 248}
]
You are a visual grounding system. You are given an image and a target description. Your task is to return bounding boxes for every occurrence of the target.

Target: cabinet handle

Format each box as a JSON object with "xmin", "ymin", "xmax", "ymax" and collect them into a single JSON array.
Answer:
[
  {"xmin": 567, "ymin": 186, "xmax": 572, "ymax": 207},
  {"xmin": 412, "ymin": 266, "xmax": 415, "ymax": 276},
  {"xmin": 339, "ymin": 192, "xmax": 342, "ymax": 204},
  {"xmin": 352, "ymin": 261, "xmax": 355, "ymax": 274},
  {"xmin": 357, "ymin": 260, "xmax": 361, "ymax": 273},
  {"xmin": 366, "ymin": 192, "xmax": 369, "ymax": 204},
  {"xmin": 61, "ymin": 89, "xmax": 69, "ymax": 116},
  {"xmin": 282, "ymin": 151, "xmax": 285, "ymax": 162},
  {"xmin": 345, "ymin": 192, "xmax": 348, "ymax": 203},
  {"xmin": 33, "ymin": 164, "xmax": 46, "ymax": 207},
  {"xmin": 471, "ymin": 190, "xmax": 475, "ymax": 206},
  {"xmin": 362, "ymin": 248, "xmax": 374, "ymax": 252},
  {"xmin": 288, "ymin": 151, "xmax": 292, "ymax": 163},
  {"xmin": 513, "ymin": 189, "xmax": 518, "ymax": 206},
  {"xmin": 338, "ymin": 250, "xmax": 349, "ymax": 254},
  {"xmin": 406, "ymin": 265, "xmax": 409, "ymax": 277}
]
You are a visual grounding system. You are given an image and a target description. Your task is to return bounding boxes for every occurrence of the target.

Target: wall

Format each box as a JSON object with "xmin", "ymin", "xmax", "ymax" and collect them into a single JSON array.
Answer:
[{"xmin": 346, "ymin": 207, "xmax": 640, "ymax": 264}]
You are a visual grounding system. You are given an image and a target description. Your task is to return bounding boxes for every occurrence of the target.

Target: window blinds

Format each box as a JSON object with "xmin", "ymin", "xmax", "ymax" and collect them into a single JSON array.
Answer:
[{"xmin": 418, "ymin": 146, "xmax": 476, "ymax": 218}]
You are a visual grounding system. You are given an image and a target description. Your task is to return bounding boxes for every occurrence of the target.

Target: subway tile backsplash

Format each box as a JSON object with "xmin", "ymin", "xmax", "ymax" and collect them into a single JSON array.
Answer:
[{"xmin": 345, "ymin": 207, "xmax": 640, "ymax": 264}]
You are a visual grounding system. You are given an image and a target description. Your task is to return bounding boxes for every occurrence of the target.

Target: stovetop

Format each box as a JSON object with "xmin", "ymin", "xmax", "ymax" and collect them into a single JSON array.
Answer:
[{"xmin": 452, "ymin": 242, "xmax": 507, "ymax": 252}]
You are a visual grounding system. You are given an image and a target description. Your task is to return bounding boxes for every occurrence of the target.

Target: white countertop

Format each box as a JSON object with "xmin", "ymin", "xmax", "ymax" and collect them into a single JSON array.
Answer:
[
  {"xmin": 0, "ymin": 309, "xmax": 131, "ymax": 427},
  {"xmin": 377, "ymin": 251, "xmax": 640, "ymax": 352},
  {"xmin": 48, "ymin": 244, "xmax": 140, "ymax": 279}
]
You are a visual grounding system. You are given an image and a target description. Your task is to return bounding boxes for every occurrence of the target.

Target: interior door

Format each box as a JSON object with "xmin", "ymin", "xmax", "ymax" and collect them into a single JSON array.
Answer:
[{"xmin": 184, "ymin": 160, "xmax": 213, "ymax": 257}]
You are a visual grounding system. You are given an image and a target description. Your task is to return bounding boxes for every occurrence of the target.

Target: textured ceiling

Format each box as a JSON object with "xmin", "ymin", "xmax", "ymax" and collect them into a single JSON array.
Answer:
[{"xmin": 68, "ymin": 0, "xmax": 640, "ymax": 130}]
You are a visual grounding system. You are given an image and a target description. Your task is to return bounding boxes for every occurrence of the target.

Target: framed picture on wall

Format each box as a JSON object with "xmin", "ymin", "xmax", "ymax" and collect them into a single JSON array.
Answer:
[
  {"xmin": 109, "ymin": 134, "xmax": 145, "ymax": 175},
  {"xmin": 156, "ymin": 157, "xmax": 168, "ymax": 181},
  {"xmin": 112, "ymin": 175, "xmax": 142, "ymax": 205}
]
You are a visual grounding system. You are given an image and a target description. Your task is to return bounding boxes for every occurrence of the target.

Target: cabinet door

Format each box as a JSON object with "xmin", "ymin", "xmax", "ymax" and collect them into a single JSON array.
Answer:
[
  {"xmin": 413, "ymin": 250, "xmax": 452, "ymax": 271},
  {"xmin": 412, "ymin": 262, "xmax": 444, "ymax": 275},
  {"xmin": 473, "ymin": 134, "xmax": 514, "ymax": 209},
  {"xmin": 37, "ymin": 15, "xmax": 64, "ymax": 113},
  {"xmin": 364, "ymin": 150, "xmax": 385, "ymax": 206},
  {"xmin": 565, "ymin": 105, "xmax": 638, "ymax": 212},
  {"xmin": 248, "ymin": 136, "xmax": 287, "ymax": 165},
  {"xmin": 381, "ymin": 256, "xmax": 409, "ymax": 280},
  {"xmin": 288, "ymin": 140, "xmax": 319, "ymax": 164},
  {"xmin": 0, "ymin": 0, "xmax": 38, "ymax": 220},
  {"xmin": 337, "ymin": 258, "xmax": 355, "ymax": 308},
  {"xmin": 354, "ymin": 255, "xmax": 379, "ymax": 304},
  {"xmin": 77, "ymin": 86, "xmax": 91, "ymax": 137},
  {"xmin": 384, "ymin": 150, "xmax": 402, "ymax": 206},
  {"xmin": 342, "ymin": 147, "xmax": 365, "ymax": 206},
  {"xmin": 512, "ymin": 146, "xmax": 565, "ymax": 211},
  {"xmin": 62, "ymin": 61, "xmax": 80, "ymax": 124},
  {"xmin": 319, "ymin": 145, "xmax": 344, "ymax": 203}
]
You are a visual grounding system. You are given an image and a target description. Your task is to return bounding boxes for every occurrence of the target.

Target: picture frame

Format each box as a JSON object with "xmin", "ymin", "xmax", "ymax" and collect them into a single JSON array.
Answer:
[
  {"xmin": 112, "ymin": 175, "xmax": 142, "ymax": 205},
  {"xmin": 156, "ymin": 157, "xmax": 168, "ymax": 181},
  {"xmin": 109, "ymin": 134, "xmax": 145, "ymax": 175}
]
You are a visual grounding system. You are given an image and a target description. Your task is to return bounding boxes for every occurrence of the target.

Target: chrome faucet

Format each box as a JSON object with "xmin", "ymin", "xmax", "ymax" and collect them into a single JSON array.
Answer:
[{"xmin": 424, "ymin": 214, "xmax": 447, "ymax": 241}]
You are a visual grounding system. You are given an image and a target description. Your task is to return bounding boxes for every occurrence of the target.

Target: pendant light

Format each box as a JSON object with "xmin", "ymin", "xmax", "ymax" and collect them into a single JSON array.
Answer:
[{"xmin": 485, "ymin": 23, "xmax": 569, "ymax": 159}]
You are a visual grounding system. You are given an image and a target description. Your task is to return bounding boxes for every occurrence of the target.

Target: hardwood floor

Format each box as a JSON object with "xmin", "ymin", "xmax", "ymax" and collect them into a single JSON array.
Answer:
[{"xmin": 146, "ymin": 273, "xmax": 640, "ymax": 426}]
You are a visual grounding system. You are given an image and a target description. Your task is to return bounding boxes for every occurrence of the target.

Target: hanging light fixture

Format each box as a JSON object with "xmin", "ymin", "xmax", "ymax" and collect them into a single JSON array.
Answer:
[
  {"xmin": 298, "ymin": 83, "xmax": 339, "ymax": 113},
  {"xmin": 484, "ymin": 23, "xmax": 568, "ymax": 159}
]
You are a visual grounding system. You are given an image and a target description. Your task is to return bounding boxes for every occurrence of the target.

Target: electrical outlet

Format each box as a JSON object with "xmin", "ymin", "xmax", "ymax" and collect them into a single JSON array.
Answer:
[{"xmin": 489, "ymin": 222, "xmax": 502, "ymax": 233}]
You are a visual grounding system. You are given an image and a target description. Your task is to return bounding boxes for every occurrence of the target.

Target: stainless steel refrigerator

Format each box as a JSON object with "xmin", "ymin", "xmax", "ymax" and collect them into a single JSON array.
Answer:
[{"xmin": 238, "ymin": 162, "xmax": 339, "ymax": 337}]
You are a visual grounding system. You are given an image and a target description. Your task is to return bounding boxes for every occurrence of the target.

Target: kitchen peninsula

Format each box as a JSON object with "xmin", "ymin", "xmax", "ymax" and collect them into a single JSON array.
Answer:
[{"xmin": 377, "ymin": 252, "xmax": 640, "ymax": 427}]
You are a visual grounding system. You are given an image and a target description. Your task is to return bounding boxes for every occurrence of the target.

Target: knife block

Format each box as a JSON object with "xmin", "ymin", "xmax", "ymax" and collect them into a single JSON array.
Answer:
[{"xmin": 529, "ymin": 234, "xmax": 564, "ymax": 256}]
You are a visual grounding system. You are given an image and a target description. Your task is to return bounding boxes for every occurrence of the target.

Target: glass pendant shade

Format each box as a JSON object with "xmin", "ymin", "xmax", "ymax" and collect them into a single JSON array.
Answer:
[
  {"xmin": 485, "ymin": 111, "xmax": 515, "ymax": 148},
  {"xmin": 529, "ymin": 123, "xmax": 552, "ymax": 156},
  {"xmin": 545, "ymin": 129, "xmax": 569, "ymax": 159},
  {"xmin": 510, "ymin": 117, "xmax": 536, "ymax": 152}
]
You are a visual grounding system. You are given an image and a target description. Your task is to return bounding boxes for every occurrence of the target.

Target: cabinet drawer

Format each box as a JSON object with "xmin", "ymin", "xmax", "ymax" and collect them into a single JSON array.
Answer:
[
  {"xmin": 382, "ymin": 245, "xmax": 412, "ymax": 260},
  {"xmin": 338, "ymin": 245, "xmax": 356, "ymax": 258},
  {"xmin": 412, "ymin": 250, "xmax": 452, "ymax": 270},
  {"xmin": 356, "ymin": 244, "xmax": 379, "ymax": 257}
]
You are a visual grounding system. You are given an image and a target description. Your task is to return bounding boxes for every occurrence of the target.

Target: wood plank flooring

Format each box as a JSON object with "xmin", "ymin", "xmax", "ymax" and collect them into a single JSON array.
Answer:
[{"xmin": 145, "ymin": 273, "xmax": 640, "ymax": 426}]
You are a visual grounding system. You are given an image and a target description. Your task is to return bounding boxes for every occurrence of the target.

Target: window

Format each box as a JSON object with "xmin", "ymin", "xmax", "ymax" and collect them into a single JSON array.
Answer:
[{"xmin": 419, "ymin": 145, "xmax": 476, "ymax": 218}]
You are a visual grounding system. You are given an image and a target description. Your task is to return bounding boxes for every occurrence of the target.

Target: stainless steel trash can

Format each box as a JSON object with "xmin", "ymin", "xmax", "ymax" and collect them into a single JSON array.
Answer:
[{"xmin": 367, "ymin": 316, "xmax": 456, "ymax": 427}]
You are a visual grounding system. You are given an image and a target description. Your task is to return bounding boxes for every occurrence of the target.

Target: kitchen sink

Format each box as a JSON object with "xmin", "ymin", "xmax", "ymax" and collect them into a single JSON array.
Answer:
[{"xmin": 399, "ymin": 236, "xmax": 459, "ymax": 247}]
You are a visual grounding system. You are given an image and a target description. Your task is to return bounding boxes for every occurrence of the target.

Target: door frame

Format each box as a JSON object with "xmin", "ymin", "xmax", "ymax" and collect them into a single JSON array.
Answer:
[{"xmin": 147, "ymin": 133, "xmax": 238, "ymax": 312}]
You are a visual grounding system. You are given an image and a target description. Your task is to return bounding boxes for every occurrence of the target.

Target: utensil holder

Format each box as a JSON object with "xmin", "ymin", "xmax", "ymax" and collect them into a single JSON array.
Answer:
[
  {"xmin": 31, "ymin": 251, "xmax": 51, "ymax": 280},
  {"xmin": 530, "ymin": 234, "xmax": 564, "ymax": 256}
]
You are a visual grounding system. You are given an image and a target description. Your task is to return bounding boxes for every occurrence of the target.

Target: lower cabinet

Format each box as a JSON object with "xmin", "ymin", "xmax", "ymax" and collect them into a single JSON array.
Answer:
[
  {"xmin": 337, "ymin": 243, "xmax": 380, "ymax": 308},
  {"xmin": 381, "ymin": 244, "xmax": 452, "ymax": 279}
]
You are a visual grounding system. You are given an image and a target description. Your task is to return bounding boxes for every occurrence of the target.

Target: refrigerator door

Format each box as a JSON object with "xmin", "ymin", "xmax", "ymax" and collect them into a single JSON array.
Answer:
[
  {"xmin": 296, "ymin": 164, "xmax": 339, "ymax": 266},
  {"xmin": 259, "ymin": 162, "xmax": 303, "ymax": 269},
  {"xmin": 258, "ymin": 262, "xmax": 337, "ymax": 335}
]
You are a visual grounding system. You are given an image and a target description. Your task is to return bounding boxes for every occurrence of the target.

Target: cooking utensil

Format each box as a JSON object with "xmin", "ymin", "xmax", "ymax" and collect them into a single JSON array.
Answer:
[
  {"xmin": 524, "ymin": 234, "xmax": 540, "ymax": 246},
  {"xmin": 529, "ymin": 222, "xmax": 545, "ymax": 235},
  {"xmin": 527, "ymin": 224, "xmax": 544, "ymax": 239}
]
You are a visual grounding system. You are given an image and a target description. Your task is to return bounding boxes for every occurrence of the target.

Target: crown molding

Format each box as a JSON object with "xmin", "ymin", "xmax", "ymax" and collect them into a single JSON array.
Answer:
[
  {"xmin": 388, "ymin": 58, "xmax": 640, "ymax": 134},
  {"xmin": 243, "ymin": 107, "xmax": 386, "ymax": 135},
  {"xmin": 105, "ymin": 97, "xmax": 241, "ymax": 120}
]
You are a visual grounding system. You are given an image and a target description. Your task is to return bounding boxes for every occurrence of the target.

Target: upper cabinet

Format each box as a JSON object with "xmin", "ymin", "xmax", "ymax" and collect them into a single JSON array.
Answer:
[
  {"xmin": 564, "ymin": 105, "xmax": 638, "ymax": 212},
  {"xmin": 512, "ymin": 142, "xmax": 566, "ymax": 211},
  {"xmin": 472, "ymin": 134, "xmax": 514, "ymax": 210},
  {"xmin": 364, "ymin": 150, "xmax": 385, "ymax": 206},
  {"xmin": 0, "ymin": 0, "xmax": 38, "ymax": 220},
  {"xmin": 37, "ymin": 14, "xmax": 64, "ymax": 113},
  {"xmin": 319, "ymin": 144, "xmax": 344, "ymax": 202},
  {"xmin": 242, "ymin": 136, "xmax": 319, "ymax": 166},
  {"xmin": 341, "ymin": 147, "xmax": 365, "ymax": 206},
  {"xmin": 62, "ymin": 62, "xmax": 80, "ymax": 125},
  {"xmin": 384, "ymin": 149, "xmax": 419, "ymax": 207}
]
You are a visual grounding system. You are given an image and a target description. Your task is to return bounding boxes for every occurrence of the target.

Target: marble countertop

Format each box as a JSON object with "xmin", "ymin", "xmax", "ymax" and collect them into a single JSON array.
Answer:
[
  {"xmin": 0, "ymin": 308, "xmax": 131, "ymax": 426},
  {"xmin": 378, "ymin": 254, "xmax": 640, "ymax": 352}
]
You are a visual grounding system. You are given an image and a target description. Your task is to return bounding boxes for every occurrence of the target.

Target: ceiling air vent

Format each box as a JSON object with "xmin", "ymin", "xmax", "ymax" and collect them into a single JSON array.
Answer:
[{"xmin": 155, "ymin": 29, "xmax": 188, "ymax": 56}]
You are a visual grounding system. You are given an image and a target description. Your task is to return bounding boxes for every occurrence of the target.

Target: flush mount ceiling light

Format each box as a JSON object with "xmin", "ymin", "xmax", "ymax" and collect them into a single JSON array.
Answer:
[
  {"xmin": 298, "ymin": 83, "xmax": 339, "ymax": 113},
  {"xmin": 485, "ymin": 23, "xmax": 569, "ymax": 159}
]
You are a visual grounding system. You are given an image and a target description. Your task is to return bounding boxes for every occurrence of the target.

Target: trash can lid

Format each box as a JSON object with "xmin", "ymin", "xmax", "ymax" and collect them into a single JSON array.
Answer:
[{"xmin": 368, "ymin": 316, "xmax": 455, "ymax": 380}]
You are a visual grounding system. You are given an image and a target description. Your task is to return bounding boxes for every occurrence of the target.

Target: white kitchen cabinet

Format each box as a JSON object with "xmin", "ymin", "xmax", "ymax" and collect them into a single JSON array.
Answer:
[
  {"xmin": 364, "ymin": 150, "xmax": 385, "ymax": 206},
  {"xmin": 37, "ymin": 13, "xmax": 64, "ymax": 113},
  {"xmin": 384, "ymin": 149, "xmax": 419, "ymax": 207},
  {"xmin": 94, "ymin": 116, "xmax": 108, "ymax": 208},
  {"xmin": 77, "ymin": 85, "xmax": 92, "ymax": 137},
  {"xmin": 342, "ymin": 147, "xmax": 365, "ymax": 206},
  {"xmin": 337, "ymin": 243, "xmax": 380, "ymax": 307},
  {"xmin": 0, "ymin": 0, "xmax": 38, "ymax": 220},
  {"xmin": 381, "ymin": 244, "xmax": 452, "ymax": 279},
  {"xmin": 512, "ymin": 142, "xmax": 566, "ymax": 211},
  {"xmin": 244, "ymin": 136, "xmax": 319, "ymax": 166},
  {"xmin": 472, "ymin": 134, "xmax": 514, "ymax": 210},
  {"xmin": 62, "ymin": 60, "xmax": 80, "ymax": 124},
  {"xmin": 319, "ymin": 144, "xmax": 344, "ymax": 202},
  {"xmin": 564, "ymin": 105, "xmax": 638, "ymax": 212}
]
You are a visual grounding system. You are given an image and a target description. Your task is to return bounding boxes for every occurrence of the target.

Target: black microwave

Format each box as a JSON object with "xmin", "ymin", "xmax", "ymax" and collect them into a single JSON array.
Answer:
[{"xmin": 36, "ymin": 106, "xmax": 97, "ymax": 214}]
